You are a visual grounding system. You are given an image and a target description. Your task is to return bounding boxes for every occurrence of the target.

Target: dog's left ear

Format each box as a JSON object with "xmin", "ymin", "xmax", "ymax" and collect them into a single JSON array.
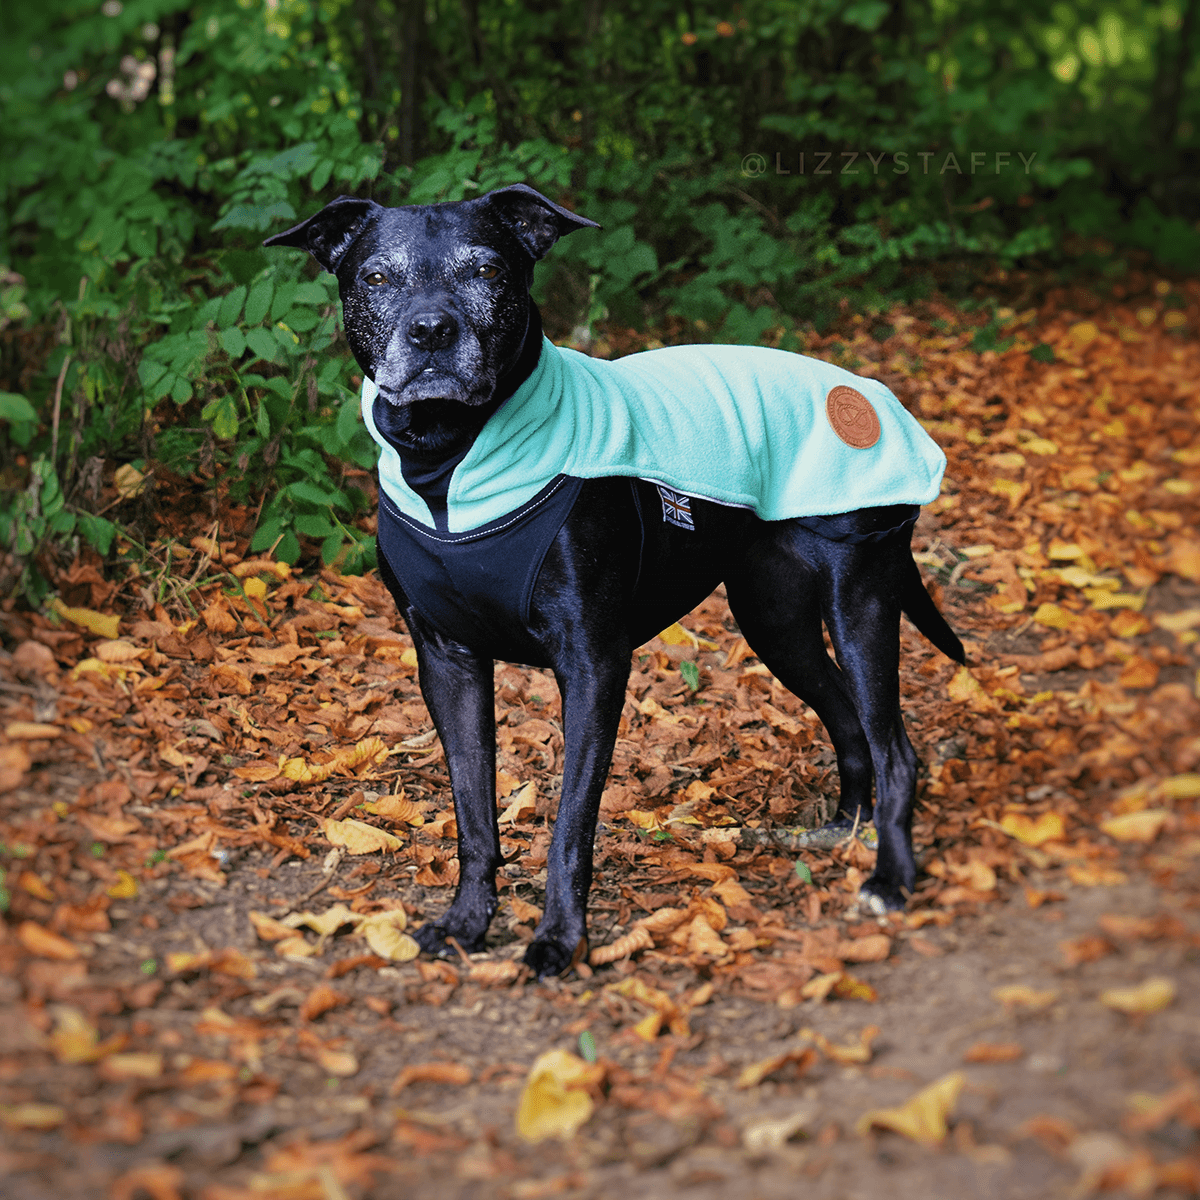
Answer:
[
  {"xmin": 483, "ymin": 184, "xmax": 601, "ymax": 260},
  {"xmin": 263, "ymin": 196, "xmax": 381, "ymax": 273}
]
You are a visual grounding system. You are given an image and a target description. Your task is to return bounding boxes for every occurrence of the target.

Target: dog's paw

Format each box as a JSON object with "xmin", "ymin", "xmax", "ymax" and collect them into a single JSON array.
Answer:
[
  {"xmin": 858, "ymin": 877, "xmax": 909, "ymax": 915},
  {"xmin": 523, "ymin": 933, "xmax": 587, "ymax": 978}
]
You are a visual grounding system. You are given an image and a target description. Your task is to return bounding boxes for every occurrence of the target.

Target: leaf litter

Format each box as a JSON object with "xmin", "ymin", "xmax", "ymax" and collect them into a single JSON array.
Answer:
[{"xmin": 1, "ymin": 280, "xmax": 1200, "ymax": 1196}]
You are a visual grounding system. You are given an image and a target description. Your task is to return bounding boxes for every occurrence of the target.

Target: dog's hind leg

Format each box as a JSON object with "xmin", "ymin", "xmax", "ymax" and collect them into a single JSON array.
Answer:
[
  {"xmin": 818, "ymin": 538, "xmax": 921, "ymax": 912},
  {"xmin": 725, "ymin": 536, "xmax": 877, "ymax": 842}
]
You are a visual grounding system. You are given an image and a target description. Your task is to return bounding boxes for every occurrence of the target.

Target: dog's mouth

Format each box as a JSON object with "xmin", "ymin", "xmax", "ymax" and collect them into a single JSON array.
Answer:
[{"xmin": 376, "ymin": 365, "xmax": 494, "ymax": 408}]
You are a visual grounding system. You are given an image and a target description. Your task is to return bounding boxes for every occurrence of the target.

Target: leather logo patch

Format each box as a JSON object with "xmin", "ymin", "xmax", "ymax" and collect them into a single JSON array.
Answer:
[{"xmin": 826, "ymin": 385, "xmax": 881, "ymax": 449}]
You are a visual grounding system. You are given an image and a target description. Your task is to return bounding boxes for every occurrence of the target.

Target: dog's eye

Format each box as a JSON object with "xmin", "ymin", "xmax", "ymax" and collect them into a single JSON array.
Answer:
[
  {"xmin": 364, "ymin": 271, "xmax": 388, "ymax": 286},
  {"xmin": 476, "ymin": 264, "xmax": 501, "ymax": 280}
]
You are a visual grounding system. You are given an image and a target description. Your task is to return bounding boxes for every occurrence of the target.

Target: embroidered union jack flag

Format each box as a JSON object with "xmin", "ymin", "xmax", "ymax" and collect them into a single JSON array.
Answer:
[{"xmin": 657, "ymin": 485, "xmax": 695, "ymax": 531}]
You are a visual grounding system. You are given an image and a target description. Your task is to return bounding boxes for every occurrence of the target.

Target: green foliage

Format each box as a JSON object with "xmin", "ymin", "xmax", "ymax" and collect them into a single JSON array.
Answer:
[{"xmin": 2, "ymin": 0, "xmax": 1197, "ymax": 599}]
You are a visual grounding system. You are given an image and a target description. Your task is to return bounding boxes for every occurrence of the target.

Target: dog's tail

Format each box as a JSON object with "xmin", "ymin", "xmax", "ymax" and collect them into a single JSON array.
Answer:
[{"xmin": 901, "ymin": 559, "xmax": 966, "ymax": 664}]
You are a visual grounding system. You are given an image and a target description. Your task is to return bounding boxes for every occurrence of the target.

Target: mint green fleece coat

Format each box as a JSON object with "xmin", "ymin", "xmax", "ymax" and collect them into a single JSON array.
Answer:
[{"xmin": 362, "ymin": 338, "xmax": 946, "ymax": 533}]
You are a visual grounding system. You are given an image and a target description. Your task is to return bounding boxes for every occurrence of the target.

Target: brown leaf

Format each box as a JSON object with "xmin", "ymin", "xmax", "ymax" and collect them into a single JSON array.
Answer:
[
  {"xmin": 300, "ymin": 985, "xmax": 350, "ymax": 1021},
  {"xmin": 963, "ymin": 1041, "xmax": 1025, "ymax": 1064},
  {"xmin": 18, "ymin": 921, "xmax": 83, "ymax": 960},
  {"xmin": 390, "ymin": 1061, "xmax": 473, "ymax": 1094}
]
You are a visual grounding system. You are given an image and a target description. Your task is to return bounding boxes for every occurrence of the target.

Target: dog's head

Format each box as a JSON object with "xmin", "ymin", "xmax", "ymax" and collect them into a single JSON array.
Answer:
[{"xmin": 264, "ymin": 185, "xmax": 598, "ymax": 449}]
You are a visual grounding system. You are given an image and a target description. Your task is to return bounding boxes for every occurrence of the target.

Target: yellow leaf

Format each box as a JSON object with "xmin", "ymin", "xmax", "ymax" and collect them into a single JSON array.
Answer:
[
  {"xmin": 49, "ymin": 1007, "xmax": 123, "ymax": 1064},
  {"xmin": 625, "ymin": 809, "xmax": 663, "ymax": 832},
  {"xmin": 243, "ymin": 576, "xmax": 267, "ymax": 602},
  {"xmin": 401, "ymin": 647, "xmax": 419, "ymax": 668},
  {"xmin": 1100, "ymin": 811, "xmax": 1170, "ymax": 843},
  {"xmin": 1068, "ymin": 320, "xmax": 1098, "ymax": 346},
  {"xmin": 283, "ymin": 904, "xmax": 357, "ymax": 938},
  {"xmin": 1155, "ymin": 610, "xmax": 1200, "ymax": 634},
  {"xmin": 275, "ymin": 935, "xmax": 318, "ymax": 958},
  {"xmin": 1033, "ymin": 602, "xmax": 1081, "ymax": 630},
  {"xmin": 1047, "ymin": 540, "xmax": 1084, "ymax": 560},
  {"xmin": 357, "ymin": 910, "xmax": 421, "ymax": 961},
  {"xmin": 316, "ymin": 1047, "xmax": 360, "ymax": 1076},
  {"xmin": 1086, "ymin": 590, "xmax": 1144, "ymax": 610},
  {"xmin": 1156, "ymin": 774, "xmax": 1200, "ymax": 801},
  {"xmin": 1067, "ymin": 862, "xmax": 1129, "ymax": 887},
  {"xmin": 1023, "ymin": 437, "xmax": 1059, "ymax": 455},
  {"xmin": 992, "ymin": 985, "xmax": 1058, "ymax": 1011},
  {"xmin": 999, "ymin": 811, "xmax": 1066, "ymax": 846},
  {"xmin": 322, "ymin": 817, "xmax": 402, "ymax": 854},
  {"xmin": 947, "ymin": 666, "xmax": 995, "ymax": 712},
  {"xmin": 499, "ymin": 780, "xmax": 537, "ymax": 824},
  {"xmin": 50, "ymin": 598, "xmax": 120, "ymax": 639},
  {"xmin": 656, "ymin": 622, "xmax": 719, "ymax": 650},
  {"xmin": 249, "ymin": 910, "xmax": 297, "ymax": 942},
  {"xmin": 362, "ymin": 793, "xmax": 425, "ymax": 824},
  {"xmin": 106, "ymin": 869, "xmax": 138, "ymax": 900},
  {"xmin": 856, "ymin": 1072, "xmax": 966, "ymax": 1146},
  {"xmin": 114, "ymin": 462, "xmax": 147, "ymax": 498},
  {"xmin": 0, "ymin": 1103, "xmax": 67, "ymax": 1130},
  {"xmin": 516, "ymin": 1050, "xmax": 599, "ymax": 1142},
  {"xmin": 99, "ymin": 1052, "xmax": 164, "ymax": 1081},
  {"xmin": 1100, "ymin": 977, "xmax": 1175, "ymax": 1015}
]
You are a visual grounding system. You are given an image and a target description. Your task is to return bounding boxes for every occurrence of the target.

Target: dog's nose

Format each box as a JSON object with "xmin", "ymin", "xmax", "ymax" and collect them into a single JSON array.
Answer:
[{"xmin": 407, "ymin": 310, "xmax": 458, "ymax": 351}]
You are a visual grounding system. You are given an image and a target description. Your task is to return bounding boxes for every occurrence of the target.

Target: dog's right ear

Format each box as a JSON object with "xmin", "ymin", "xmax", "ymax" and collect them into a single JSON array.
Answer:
[{"xmin": 263, "ymin": 196, "xmax": 381, "ymax": 273}]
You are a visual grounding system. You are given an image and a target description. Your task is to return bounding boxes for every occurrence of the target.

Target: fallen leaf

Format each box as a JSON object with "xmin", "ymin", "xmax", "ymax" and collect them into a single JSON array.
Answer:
[
  {"xmin": 589, "ymin": 925, "xmax": 653, "ymax": 966},
  {"xmin": 1100, "ymin": 810, "xmax": 1170, "ymax": 843},
  {"xmin": 856, "ymin": 1071, "xmax": 966, "ymax": 1147},
  {"xmin": 992, "ymin": 985, "xmax": 1058, "ymax": 1011},
  {"xmin": 322, "ymin": 818, "xmax": 403, "ymax": 854},
  {"xmin": 963, "ymin": 1041, "xmax": 1024, "ymax": 1063},
  {"xmin": 0, "ymin": 1103, "xmax": 67, "ymax": 1130},
  {"xmin": 300, "ymin": 986, "xmax": 350, "ymax": 1021},
  {"xmin": 516, "ymin": 1050, "xmax": 602, "ymax": 1142},
  {"xmin": 1099, "ymin": 977, "xmax": 1176, "ymax": 1016},
  {"xmin": 736, "ymin": 1047, "xmax": 818, "ymax": 1089},
  {"xmin": 17, "ymin": 921, "xmax": 83, "ymax": 960},
  {"xmin": 357, "ymin": 910, "xmax": 420, "ymax": 962},
  {"xmin": 50, "ymin": 597, "xmax": 120, "ymax": 638},
  {"xmin": 390, "ymin": 1061, "xmax": 473, "ymax": 1094},
  {"xmin": 1000, "ymin": 811, "xmax": 1066, "ymax": 846}
]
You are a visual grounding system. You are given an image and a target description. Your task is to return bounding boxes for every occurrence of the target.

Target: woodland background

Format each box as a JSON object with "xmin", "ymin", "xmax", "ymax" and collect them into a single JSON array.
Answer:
[
  {"xmin": 2, "ymin": 5, "xmax": 1200, "ymax": 1199},
  {"xmin": 3, "ymin": 0, "xmax": 1200, "ymax": 593}
]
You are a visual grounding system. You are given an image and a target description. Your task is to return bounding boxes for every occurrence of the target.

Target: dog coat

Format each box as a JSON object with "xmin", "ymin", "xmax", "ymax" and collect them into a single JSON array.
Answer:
[{"xmin": 366, "ymin": 339, "xmax": 945, "ymax": 653}]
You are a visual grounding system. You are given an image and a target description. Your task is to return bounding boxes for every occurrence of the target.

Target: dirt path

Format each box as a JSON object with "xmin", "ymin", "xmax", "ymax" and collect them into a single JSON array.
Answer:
[{"xmin": 2, "ymin": 287, "xmax": 1199, "ymax": 1198}]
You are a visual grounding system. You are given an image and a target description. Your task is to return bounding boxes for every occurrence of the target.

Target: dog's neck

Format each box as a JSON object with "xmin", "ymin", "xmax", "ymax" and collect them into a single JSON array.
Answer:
[{"xmin": 395, "ymin": 304, "xmax": 544, "ymax": 531}]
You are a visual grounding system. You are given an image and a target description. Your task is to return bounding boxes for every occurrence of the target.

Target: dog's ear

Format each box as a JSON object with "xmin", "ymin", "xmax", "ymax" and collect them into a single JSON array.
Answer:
[
  {"xmin": 263, "ymin": 196, "xmax": 381, "ymax": 273},
  {"xmin": 483, "ymin": 184, "xmax": 601, "ymax": 260}
]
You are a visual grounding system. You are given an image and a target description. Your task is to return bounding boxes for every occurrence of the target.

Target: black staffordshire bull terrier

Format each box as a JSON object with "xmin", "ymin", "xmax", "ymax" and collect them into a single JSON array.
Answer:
[{"xmin": 265, "ymin": 185, "xmax": 964, "ymax": 977}]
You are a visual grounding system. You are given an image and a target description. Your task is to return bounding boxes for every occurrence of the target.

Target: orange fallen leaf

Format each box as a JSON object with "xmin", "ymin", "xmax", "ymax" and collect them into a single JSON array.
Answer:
[
  {"xmin": 17, "ymin": 921, "xmax": 83, "ymax": 960},
  {"xmin": 1066, "ymin": 862, "xmax": 1128, "ymax": 887},
  {"xmin": 99, "ymin": 1052, "xmax": 164, "ymax": 1081},
  {"xmin": 4, "ymin": 721, "xmax": 64, "ymax": 739},
  {"xmin": 300, "ymin": 985, "xmax": 350, "ymax": 1021},
  {"xmin": 390, "ymin": 1061, "xmax": 473, "ymax": 1094},
  {"xmin": 963, "ymin": 1041, "xmax": 1024, "ymax": 1063},
  {"xmin": 1059, "ymin": 936, "xmax": 1115, "ymax": 967},
  {"xmin": 589, "ymin": 925, "xmax": 653, "ymax": 966}
]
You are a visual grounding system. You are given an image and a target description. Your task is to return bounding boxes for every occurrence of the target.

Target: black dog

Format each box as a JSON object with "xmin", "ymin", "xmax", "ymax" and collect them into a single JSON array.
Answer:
[{"xmin": 265, "ymin": 185, "xmax": 964, "ymax": 977}]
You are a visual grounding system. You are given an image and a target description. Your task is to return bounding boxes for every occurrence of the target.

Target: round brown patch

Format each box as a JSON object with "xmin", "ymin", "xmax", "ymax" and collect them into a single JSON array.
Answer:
[{"xmin": 826, "ymin": 385, "xmax": 881, "ymax": 449}]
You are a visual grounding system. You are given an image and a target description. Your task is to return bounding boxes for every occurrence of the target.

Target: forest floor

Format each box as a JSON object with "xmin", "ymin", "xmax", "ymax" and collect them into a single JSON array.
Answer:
[{"xmin": 2, "ymin": 274, "xmax": 1199, "ymax": 1199}]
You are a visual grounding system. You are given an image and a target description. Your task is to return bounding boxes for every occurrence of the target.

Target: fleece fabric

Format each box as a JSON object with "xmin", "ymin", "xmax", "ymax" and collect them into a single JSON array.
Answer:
[{"xmin": 362, "ymin": 338, "xmax": 945, "ymax": 533}]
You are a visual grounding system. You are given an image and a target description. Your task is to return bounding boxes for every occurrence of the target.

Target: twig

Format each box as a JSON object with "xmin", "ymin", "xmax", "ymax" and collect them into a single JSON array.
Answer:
[{"xmin": 50, "ymin": 353, "xmax": 71, "ymax": 469}]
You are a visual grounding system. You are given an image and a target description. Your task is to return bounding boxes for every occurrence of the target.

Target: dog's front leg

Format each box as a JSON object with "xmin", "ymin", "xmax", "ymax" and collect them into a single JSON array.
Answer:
[
  {"xmin": 407, "ymin": 624, "xmax": 501, "ymax": 956},
  {"xmin": 524, "ymin": 653, "xmax": 630, "ymax": 977}
]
